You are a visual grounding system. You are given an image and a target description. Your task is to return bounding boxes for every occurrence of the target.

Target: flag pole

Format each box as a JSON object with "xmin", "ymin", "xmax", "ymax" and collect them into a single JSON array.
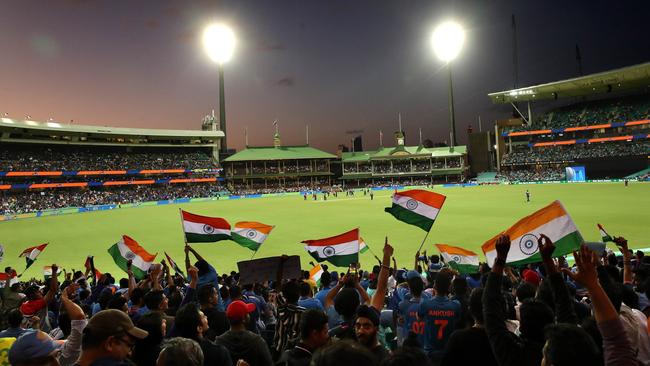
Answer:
[
  {"xmin": 361, "ymin": 239, "xmax": 382, "ymax": 263},
  {"xmin": 178, "ymin": 208, "xmax": 189, "ymax": 247},
  {"xmin": 416, "ymin": 230, "xmax": 431, "ymax": 255}
]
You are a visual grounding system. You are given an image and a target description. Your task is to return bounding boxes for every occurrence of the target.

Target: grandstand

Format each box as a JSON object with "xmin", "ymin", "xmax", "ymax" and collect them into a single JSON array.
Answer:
[
  {"xmin": 487, "ymin": 62, "xmax": 650, "ymax": 181},
  {"xmin": 340, "ymin": 131, "xmax": 467, "ymax": 186},
  {"xmin": 0, "ymin": 117, "xmax": 224, "ymax": 216},
  {"xmin": 221, "ymin": 132, "xmax": 337, "ymax": 194}
]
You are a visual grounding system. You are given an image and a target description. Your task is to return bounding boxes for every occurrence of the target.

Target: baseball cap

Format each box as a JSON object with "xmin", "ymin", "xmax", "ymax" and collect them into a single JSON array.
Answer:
[
  {"xmin": 8, "ymin": 330, "xmax": 62, "ymax": 365},
  {"xmin": 226, "ymin": 300, "xmax": 256, "ymax": 320},
  {"xmin": 522, "ymin": 269, "xmax": 541, "ymax": 287},
  {"xmin": 86, "ymin": 309, "xmax": 148, "ymax": 339},
  {"xmin": 406, "ymin": 270, "xmax": 421, "ymax": 280}
]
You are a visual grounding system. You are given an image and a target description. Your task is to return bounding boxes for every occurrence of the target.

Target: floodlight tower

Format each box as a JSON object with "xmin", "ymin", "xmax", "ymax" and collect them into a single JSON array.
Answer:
[
  {"xmin": 203, "ymin": 24, "xmax": 236, "ymax": 153},
  {"xmin": 431, "ymin": 21, "xmax": 465, "ymax": 149}
]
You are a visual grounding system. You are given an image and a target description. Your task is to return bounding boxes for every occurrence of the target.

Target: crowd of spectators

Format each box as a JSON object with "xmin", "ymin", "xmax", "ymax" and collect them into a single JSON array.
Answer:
[
  {"xmin": 507, "ymin": 94, "xmax": 650, "ymax": 132},
  {"xmin": 502, "ymin": 141, "xmax": 650, "ymax": 165},
  {"xmin": 0, "ymin": 146, "xmax": 217, "ymax": 172},
  {"xmin": 0, "ymin": 183, "xmax": 227, "ymax": 215},
  {"xmin": 231, "ymin": 163, "xmax": 328, "ymax": 176},
  {"xmin": 498, "ymin": 167, "xmax": 566, "ymax": 182},
  {"xmin": 343, "ymin": 159, "xmax": 461, "ymax": 175},
  {"xmin": 1, "ymin": 231, "xmax": 648, "ymax": 366}
]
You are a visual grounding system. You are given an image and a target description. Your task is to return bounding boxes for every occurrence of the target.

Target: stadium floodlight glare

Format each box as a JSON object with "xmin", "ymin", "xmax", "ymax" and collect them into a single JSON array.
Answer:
[
  {"xmin": 431, "ymin": 21, "xmax": 465, "ymax": 62},
  {"xmin": 202, "ymin": 24, "xmax": 236, "ymax": 64}
]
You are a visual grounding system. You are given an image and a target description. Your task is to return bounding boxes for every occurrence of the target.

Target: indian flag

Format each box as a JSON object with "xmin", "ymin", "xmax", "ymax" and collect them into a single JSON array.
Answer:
[
  {"xmin": 43, "ymin": 266, "xmax": 60, "ymax": 278},
  {"xmin": 385, "ymin": 190, "xmax": 446, "ymax": 231},
  {"xmin": 19, "ymin": 243, "xmax": 48, "ymax": 270},
  {"xmin": 108, "ymin": 235, "xmax": 157, "ymax": 279},
  {"xmin": 309, "ymin": 264, "xmax": 324, "ymax": 286},
  {"xmin": 597, "ymin": 223, "xmax": 614, "ymax": 243},
  {"xmin": 181, "ymin": 210, "xmax": 231, "ymax": 243},
  {"xmin": 435, "ymin": 244, "xmax": 479, "ymax": 274},
  {"xmin": 482, "ymin": 200, "xmax": 583, "ymax": 266},
  {"xmin": 232, "ymin": 221, "xmax": 274, "ymax": 251},
  {"xmin": 302, "ymin": 228, "xmax": 361, "ymax": 267},
  {"xmin": 164, "ymin": 252, "xmax": 185, "ymax": 276},
  {"xmin": 359, "ymin": 237, "xmax": 370, "ymax": 253}
]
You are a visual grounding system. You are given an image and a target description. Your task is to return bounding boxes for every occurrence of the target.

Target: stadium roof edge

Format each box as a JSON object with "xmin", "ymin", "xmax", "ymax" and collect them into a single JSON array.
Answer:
[
  {"xmin": 488, "ymin": 62, "xmax": 650, "ymax": 104},
  {"xmin": 0, "ymin": 117, "xmax": 223, "ymax": 138},
  {"xmin": 223, "ymin": 145, "xmax": 337, "ymax": 162}
]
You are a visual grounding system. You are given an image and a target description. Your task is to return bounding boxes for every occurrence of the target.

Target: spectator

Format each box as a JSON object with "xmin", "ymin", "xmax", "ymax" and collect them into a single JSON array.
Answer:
[
  {"xmin": 76, "ymin": 309, "xmax": 148, "ymax": 366},
  {"xmin": 217, "ymin": 300, "xmax": 273, "ymax": 365},
  {"xmin": 174, "ymin": 303, "xmax": 232, "ymax": 366},
  {"xmin": 354, "ymin": 305, "xmax": 389, "ymax": 359},
  {"xmin": 298, "ymin": 282, "xmax": 324, "ymax": 310},
  {"xmin": 156, "ymin": 337, "xmax": 204, "ymax": 366},
  {"xmin": 277, "ymin": 309, "xmax": 330, "ymax": 366}
]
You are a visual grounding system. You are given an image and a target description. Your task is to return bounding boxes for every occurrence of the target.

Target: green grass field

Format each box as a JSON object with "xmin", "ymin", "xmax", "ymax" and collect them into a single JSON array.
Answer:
[{"xmin": 1, "ymin": 182, "xmax": 649, "ymax": 278}]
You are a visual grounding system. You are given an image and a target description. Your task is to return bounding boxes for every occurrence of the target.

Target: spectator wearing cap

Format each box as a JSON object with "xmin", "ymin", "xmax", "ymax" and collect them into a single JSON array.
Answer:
[
  {"xmin": 76, "ymin": 309, "xmax": 148, "ymax": 366},
  {"xmin": 20, "ymin": 264, "xmax": 58, "ymax": 332},
  {"xmin": 354, "ymin": 305, "xmax": 388, "ymax": 359},
  {"xmin": 277, "ymin": 309, "xmax": 329, "ymax": 366},
  {"xmin": 8, "ymin": 330, "xmax": 62, "ymax": 366},
  {"xmin": 174, "ymin": 303, "xmax": 232, "ymax": 366},
  {"xmin": 522, "ymin": 268, "xmax": 541, "ymax": 288},
  {"xmin": 156, "ymin": 337, "xmax": 204, "ymax": 366},
  {"xmin": 216, "ymin": 300, "xmax": 273, "ymax": 366}
]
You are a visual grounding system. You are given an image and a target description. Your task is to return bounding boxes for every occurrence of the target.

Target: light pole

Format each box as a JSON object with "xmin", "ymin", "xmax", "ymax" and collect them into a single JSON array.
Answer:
[
  {"xmin": 431, "ymin": 21, "xmax": 465, "ymax": 149},
  {"xmin": 203, "ymin": 24, "xmax": 236, "ymax": 154}
]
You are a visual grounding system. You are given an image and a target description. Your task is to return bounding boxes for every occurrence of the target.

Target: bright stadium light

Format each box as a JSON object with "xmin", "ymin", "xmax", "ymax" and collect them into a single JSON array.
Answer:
[
  {"xmin": 431, "ymin": 21, "xmax": 465, "ymax": 62},
  {"xmin": 430, "ymin": 20, "xmax": 465, "ymax": 149},
  {"xmin": 202, "ymin": 24, "xmax": 236, "ymax": 64}
]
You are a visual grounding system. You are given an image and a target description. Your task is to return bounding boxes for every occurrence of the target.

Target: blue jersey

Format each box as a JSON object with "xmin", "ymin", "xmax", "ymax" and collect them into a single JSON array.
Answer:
[
  {"xmin": 418, "ymin": 296, "xmax": 462, "ymax": 357},
  {"xmin": 398, "ymin": 297, "xmax": 425, "ymax": 347}
]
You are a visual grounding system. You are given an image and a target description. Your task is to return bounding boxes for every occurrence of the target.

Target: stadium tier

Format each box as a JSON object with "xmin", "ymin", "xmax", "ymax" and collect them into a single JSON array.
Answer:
[
  {"xmin": 341, "ymin": 131, "xmax": 467, "ymax": 186},
  {"xmin": 222, "ymin": 132, "xmax": 337, "ymax": 194},
  {"xmin": 487, "ymin": 64, "xmax": 650, "ymax": 182}
]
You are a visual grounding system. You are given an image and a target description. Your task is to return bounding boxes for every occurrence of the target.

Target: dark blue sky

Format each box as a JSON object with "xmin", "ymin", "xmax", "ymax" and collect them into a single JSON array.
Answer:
[{"xmin": 1, "ymin": 0, "xmax": 649, "ymax": 152}]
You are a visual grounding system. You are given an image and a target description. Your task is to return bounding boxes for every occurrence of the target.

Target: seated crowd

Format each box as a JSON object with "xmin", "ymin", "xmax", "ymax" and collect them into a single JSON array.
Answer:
[
  {"xmin": 0, "ymin": 146, "xmax": 217, "ymax": 172},
  {"xmin": 507, "ymin": 94, "xmax": 650, "ymax": 132},
  {"xmin": 1, "ymin": 234, "xmax": 648, "ymax": 366},
  {"xmin": 501, "ymin": 141, "xmax": 649, "ymax": 166},
  {"xmin": 0, "ymin": 183, "xmax": 227, "ymax": 215},
  {"xmin": 498, "ymin": 167, "xmax": 567, "ymax": 182}
]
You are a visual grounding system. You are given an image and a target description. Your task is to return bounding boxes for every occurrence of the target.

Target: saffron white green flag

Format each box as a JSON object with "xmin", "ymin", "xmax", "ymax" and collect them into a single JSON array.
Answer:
[
  {"xmin": 19, "ymin": 243, "xmax": 48, "ymax": 270},
  {"xmin": 108, "ymin": 235, "xmax": 157, "ymax": 279},
  {"xmin": 435, "ymin": 244, "xmax": 479, "ymax": 274},
  {"xmin": 385, "ymin": 190, "xmax": 446, "ymax": 231},
  {"xmin": 597, "ymin": 223, "xmax": 614, "ymax": 243},
  {"xmin": 181, "ymin": 210, "xmax": 231, "ymax": 243},
  {"xmin": 309, "ymin": 264, "xmax": 324, "ymax": 286},
  {"xmin": 482, "ymin": 200, "xmax": 583, "ymax": 266},
  {"xmin": 231, "ymin": 222, "xmax": 274, "ymax": 251},
  {"xmin": 303, "ymin": 228, "xmax": 360, "ymax": 267}
]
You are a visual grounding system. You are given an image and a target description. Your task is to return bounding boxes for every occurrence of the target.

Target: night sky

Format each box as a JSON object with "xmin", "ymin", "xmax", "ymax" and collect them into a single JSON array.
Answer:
[{"xmin": 1, "ymin": 0, "xmax": 649, "ymax": 152}]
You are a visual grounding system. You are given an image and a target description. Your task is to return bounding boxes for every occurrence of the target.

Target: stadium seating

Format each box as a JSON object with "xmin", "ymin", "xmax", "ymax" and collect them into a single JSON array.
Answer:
[{"xmin": 507, "ymin": 93, "xmax": 650, "ymax": 132}]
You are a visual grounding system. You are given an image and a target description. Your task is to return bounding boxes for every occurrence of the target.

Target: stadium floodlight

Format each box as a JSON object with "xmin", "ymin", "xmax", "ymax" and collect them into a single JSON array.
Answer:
[
  {"xmin": 202, "ymin": 24, "xmax": 236, "ymax": 64},
  {"xmin": 202, "ymin": 23, "xmax": 236, "ymax": 154},
  {"xmin": 431, "ymin": 21, "xmax": 465, "ymax": 63},
  {"xmin": 430, "ymin": 20, "xmax": 465, "ymax": 149}
]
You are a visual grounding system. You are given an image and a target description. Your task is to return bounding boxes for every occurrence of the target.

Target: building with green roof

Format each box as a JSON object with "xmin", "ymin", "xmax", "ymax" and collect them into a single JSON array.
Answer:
[
  {"xmin": 222, "ymin": 132, "xmax": 336, "ymax": 192},
  {"xmin": 340, "ymin": 131, "xmax": 468, "ymax": 186}
]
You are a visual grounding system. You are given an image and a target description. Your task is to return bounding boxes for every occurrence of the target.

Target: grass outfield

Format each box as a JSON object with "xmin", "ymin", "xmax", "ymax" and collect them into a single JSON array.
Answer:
[{"xmin": 1, "ymin": 182, "xmax": 649, "ymax": 278}]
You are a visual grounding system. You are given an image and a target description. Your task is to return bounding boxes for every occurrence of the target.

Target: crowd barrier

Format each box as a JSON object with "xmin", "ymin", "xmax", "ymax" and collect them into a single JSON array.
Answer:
[{"xmin": 1, "ymin": 180, "xmax": 646, "ymax": 222}]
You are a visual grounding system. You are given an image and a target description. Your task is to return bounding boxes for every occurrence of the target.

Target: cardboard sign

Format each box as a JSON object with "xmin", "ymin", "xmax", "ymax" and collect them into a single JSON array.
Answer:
[{"xmin": 237, "ymin": 255, "xmax": 302, "ymax": 285}]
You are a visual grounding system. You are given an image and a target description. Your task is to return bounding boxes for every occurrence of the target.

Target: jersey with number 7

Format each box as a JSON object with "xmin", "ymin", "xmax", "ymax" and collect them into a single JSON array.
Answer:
[{"xmin": 418, "ymin": 296, "xmax": 462, "ymax": 357}]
